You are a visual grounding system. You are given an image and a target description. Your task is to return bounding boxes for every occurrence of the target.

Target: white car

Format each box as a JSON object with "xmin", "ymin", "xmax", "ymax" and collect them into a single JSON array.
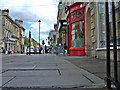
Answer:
[{"xmin": 26, "ymin": 47, "xmax": 35, "ymax": 54}]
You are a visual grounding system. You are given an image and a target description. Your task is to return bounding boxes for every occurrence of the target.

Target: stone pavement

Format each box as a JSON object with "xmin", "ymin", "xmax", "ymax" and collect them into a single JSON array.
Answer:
[
  {"xmin": 1, "ymin": 54, "xmax": 112, "ymax": 90},
  {"xmin": 64, "ymin": 56, "xmax": 106, "ymax": 80}
]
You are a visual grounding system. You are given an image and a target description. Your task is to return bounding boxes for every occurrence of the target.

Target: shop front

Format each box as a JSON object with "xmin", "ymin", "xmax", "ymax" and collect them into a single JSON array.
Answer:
[{"xmin": 66, "ymin": 2, "xmax": 85, "ymax": 56}]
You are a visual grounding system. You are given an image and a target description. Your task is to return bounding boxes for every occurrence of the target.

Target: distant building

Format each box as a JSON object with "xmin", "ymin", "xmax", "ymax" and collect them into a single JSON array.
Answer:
[
  {"xmin": 56, "ymin": 0, "xmax": 77, "ymax": 53},
  {"xmin": 48, "ymin": 30, "xmax": 56, "ymax": 53},
  {"xmin": 24, "ymin": 36, "xmax": 39, "ymax": 50},
  {"xmin": 0, "ymin": 9, "xmax": 25, "ymax": 53},
  {"xmin": 54, "ymin": 24, "xmax": 58, "ymax": 46},
  {"xmin": 48, "ymin": 30, "xmax": 56, "ymax": 45},
  {"xmin": 15, "ymin": 19, "xmax": 25, "ymax": 53}
]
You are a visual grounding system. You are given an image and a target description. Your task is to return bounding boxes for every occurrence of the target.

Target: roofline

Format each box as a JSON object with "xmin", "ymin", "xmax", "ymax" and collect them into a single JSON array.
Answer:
[{"xmin": 2, "ymin": 14, "xmax": 25, "ymax": 30}]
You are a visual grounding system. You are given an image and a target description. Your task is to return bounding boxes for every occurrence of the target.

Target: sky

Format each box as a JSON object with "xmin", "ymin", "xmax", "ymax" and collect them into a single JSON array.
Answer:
[{"xmin": 0, "ymin": 0, "xmax": 59, "ymax": 46}]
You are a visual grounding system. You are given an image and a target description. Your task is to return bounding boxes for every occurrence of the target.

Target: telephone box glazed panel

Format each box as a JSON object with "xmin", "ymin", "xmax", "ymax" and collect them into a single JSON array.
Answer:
[{"xmin": 66, "ymin": 2, "xmax": 85, "ymax": 56}]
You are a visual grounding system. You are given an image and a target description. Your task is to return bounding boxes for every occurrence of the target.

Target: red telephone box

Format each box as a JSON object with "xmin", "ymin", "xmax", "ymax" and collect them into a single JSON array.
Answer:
[{"xmin": 66, "ymin": 2, "xmax": 85, "ymax": 56}]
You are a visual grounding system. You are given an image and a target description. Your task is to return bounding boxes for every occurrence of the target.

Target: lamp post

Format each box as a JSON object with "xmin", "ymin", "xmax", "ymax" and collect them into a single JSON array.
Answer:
[
  {"xmin": 38, "ymin": 20, "xmax": 41, "ymax": 54},
  {"xmin": 29, "ymin": 31, "xmax": 31, "ymax": 55}
]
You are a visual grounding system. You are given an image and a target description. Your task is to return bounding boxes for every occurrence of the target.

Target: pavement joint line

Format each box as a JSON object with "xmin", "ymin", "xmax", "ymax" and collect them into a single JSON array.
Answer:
[
  {"xmin": 33, "ymin": 64, "xmax": 38, "ymax": 69},
  {"xmin": 57, "ymin": 69, "xmax": 61, "ymax": 76},
  {"xmin": 1, "ymin": 69, "xmax": 9, "ymax": 74},
  {"xmin": 6, "ymin": 69, "xmax": 59, "ymax": 71},
  {"xmin": 1, "ymin": 76, "xmax": 16, "ymax": 88},
  {"xmin": 82, "ymin": 74, "xmax": 95, "ymax": 84}
]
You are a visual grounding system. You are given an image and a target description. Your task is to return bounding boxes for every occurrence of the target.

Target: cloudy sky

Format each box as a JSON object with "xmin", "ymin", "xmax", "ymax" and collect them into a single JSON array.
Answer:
[{"xmin": 0, "ymin": 0, "xmax": 59, "ymax": 45}]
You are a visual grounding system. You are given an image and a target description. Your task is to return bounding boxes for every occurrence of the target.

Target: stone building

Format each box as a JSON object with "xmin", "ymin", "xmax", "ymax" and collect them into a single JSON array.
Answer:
[
  {"xmin": 57, "ymin": 0, "xmax": 120, "ymax": 85},
  {"xmin": 0, "ymin": 9, "xmax": 25, "ymax": 53},
  {"xmin": 54, "ymin": 24, "xmax": 59, "ymax": 46},
  {"xmin": 85, "ymin": 1, "xmax": 120, "ymax": 85},
  {"xmin": 57, "ymin": 1, "xmax": 67, "ymax": 45},
  {"xmin": 57, "ymin": 1, "xmax": 120, "ymax": 59},
  {"xmin": 15, "ymin": 19, "xmax": 25, "ymax": 53},
  {"xmin": 48, "ymin": 30, "xmax": 56, "ymax": 53},
  {"xmin": 56, "ymin": 0, "xmax": 77, "ymax": 53},
  {"xmin": 85, "ymin": 2, "xmax": 120, "ymax": 60}
]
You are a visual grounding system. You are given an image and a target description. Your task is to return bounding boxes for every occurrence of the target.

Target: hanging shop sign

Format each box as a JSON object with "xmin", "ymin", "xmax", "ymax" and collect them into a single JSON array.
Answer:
[
  {"xmin": 71, "ymin": 9, "xmax": 83, "ymax": 21},
  {"xmin": 58, "ymin": 4, "xmax": 64, "ymax": 10},
  {"xmin": 70, "ymin": 4, "xmax": 83, "ymax": 13}
]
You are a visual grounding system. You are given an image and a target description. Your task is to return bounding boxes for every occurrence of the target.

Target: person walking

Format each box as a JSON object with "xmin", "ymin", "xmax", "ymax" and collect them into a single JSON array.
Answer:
[
  {"xmin": 1, "ymin": 47, "xmax": 3, "ymax": 53},
  {"xmin": 45, "ymin": 45, "xmax": 47, "ymax": 53}
]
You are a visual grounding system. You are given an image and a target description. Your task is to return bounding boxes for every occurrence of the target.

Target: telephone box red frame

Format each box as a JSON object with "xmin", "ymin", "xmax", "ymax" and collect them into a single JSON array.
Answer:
[{"xmin": 66, "ymin": 2, "xmax": 85, "ymax": 56}]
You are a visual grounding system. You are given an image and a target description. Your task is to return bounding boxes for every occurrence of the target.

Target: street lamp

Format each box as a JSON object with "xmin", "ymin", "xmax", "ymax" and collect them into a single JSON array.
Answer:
[
  {"xmin": 29, "ymin": 31, "xmax": 31, "ymax": 55},
  {"xmin": 38, "ymin": 20, "xmax": 41, "ymax": 54}
]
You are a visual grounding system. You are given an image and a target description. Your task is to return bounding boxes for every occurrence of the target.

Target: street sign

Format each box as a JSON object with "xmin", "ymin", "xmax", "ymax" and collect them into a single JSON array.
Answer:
[{"xmin": 58, "ymin": 4, "xmax": 64, "ymax": 10}]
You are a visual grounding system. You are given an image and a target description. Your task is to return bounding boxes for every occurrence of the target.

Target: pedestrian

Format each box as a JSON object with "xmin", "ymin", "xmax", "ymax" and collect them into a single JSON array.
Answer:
[
  {"xmin": 1, "ymin": 47, "xmax": 3, "ymax": 53},
  {"xmin": 45, "ymin": 45, "xmax": 47, "ymax": 53},
  {"xmin": 41, "ymin": 48, "xmax": 43, "ymax": 54},
  {"xmin": 26, "ymin": 48, "xmax": 28, "ymax": 55}
]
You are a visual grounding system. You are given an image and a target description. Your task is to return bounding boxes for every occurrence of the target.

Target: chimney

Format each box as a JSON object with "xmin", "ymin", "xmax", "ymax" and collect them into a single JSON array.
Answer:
[
  {"xmin": 15, "ymin": 19, "xmax": 23, "ymax": 27},
  {"xmin": 2, "ymin": 9, "xmax": 9, "ymax": 15}
]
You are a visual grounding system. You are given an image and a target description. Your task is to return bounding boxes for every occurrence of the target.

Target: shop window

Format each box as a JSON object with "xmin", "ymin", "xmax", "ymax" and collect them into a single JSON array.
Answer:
[
  {"xmin": 71, "ymin": 21, "xmax": 84, "ymax": 47},
  {"xmin": 97, "ymin": 2, "xmax": 120, "ymax": 48},
  {"xmin": 97, "ymin": 2, "xmax": 106, "ymax": 48}
]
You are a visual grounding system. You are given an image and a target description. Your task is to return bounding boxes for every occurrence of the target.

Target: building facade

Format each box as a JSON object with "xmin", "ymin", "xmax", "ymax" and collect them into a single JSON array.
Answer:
[
  {"xmin": 57, "ymin": 1, "xmax": 67, "ymax": 46},
  {"xmin": 85, "ymin": 1, "xmax": 120, "ymax": 85},
  {"xmin": 0, "ymin": 9, "xmax": 25, "ymax": 53},
  {"xmin": 15, "ymin": 19, "xmax": 25, "ymax": 53},
  {"xmin": 65, "ymin": 2, "xmax": 85, "ymax": 56},
  {"xmin": 48, "ymin": 30, "xmax": 56, "ymax": 53},
  {"xmin": 85, "ymin": 2, "xmax": 120, "ymax": 60},
  {"xmin": 54, "ymin": 24, "xmax": 59, "ymax": 46},
  {"xmin": 57, "ymin": 1, "xmax": 120, "ymax": 59},
  {"xmin": 57, "ymin": 0, "xmax": 120, "ymax": 87},
  {"xmin": 56, "ymin": 0, "xmax": 78, "ymax": 54}
]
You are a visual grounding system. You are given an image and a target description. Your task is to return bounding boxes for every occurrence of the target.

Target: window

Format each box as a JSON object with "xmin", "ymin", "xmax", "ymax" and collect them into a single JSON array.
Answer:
[
  {"xmin": 97, "ymin": 2, "xmax": 106, "ymax": 48},
  {"xmin": 71, "ymin": 21, "xmax": 84, "ymax": 47},
  {"xmin": 97, "ymin": 2, "xmax": 120, "ymax": 48}
]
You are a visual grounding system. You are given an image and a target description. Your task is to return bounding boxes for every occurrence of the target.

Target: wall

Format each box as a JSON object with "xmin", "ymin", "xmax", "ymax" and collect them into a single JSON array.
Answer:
[
  {"xmin": 85, "ymin": 4, "xmax": 92, "ymax": 56},
  {"xmin": 85, "ymin": 2, "xmax": 98, "ymax": 57}
]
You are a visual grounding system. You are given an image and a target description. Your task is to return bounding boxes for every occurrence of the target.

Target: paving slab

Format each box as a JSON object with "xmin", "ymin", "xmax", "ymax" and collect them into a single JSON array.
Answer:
[
  {"xmin": 2, "ymin": 76, "xmax": 16, "ymax": 87},
  {"xmin": 2, "ymin": 54, "xmax": 105, "ymax": 89},
  {"xmin": 3, "ymin": 76, "xmax": 92, "ymax": 88},
  {"xmin": 2, "ymin": 70, "xmax": 59, "ymax": 77}
]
